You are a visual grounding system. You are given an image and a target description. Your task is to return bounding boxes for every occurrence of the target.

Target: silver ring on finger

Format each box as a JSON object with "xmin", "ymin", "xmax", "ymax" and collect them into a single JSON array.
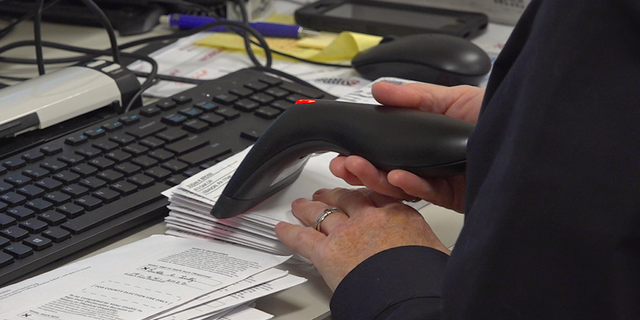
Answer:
[{"xmin": 315, "ymin": 207, "xmax": 342, "ymax": 231}]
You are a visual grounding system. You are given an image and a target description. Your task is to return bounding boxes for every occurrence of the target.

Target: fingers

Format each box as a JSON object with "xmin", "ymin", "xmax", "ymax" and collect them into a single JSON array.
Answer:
[
  {"xmin": 371, "ymin": 81, "xmax": 483, "ymax": 124},
  {"xmin": 291, "ymin": 198, "xmax": 349, "ymax": 233},
  {"xmin": 388, "ymin": 170, "xmax": 467, "ymax": 212},
  {"xmin": 312, "ymin": 188, "xmax": 375, "ymax": 218},
  {"xmin": 274, "ymin": 222, "xmax": 324, "ymax": 261},
  {"xmin": 329, "ymin": 156, "xmax": 364, "ymax": 186},
  {"xmin": 333, "ymin": 155, "xmax": 415, "ymax": 201}
]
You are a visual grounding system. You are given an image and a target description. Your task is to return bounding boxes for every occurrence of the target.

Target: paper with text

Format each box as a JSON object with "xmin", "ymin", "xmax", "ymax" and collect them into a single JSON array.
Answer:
[{"xmin": 0, "ymin": 235, "xmax": 290, "ymax": 320}]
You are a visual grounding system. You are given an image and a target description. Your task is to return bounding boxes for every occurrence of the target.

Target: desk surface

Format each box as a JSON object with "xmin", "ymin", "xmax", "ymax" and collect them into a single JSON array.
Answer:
[{"xmin": 0, "ymin": 10, "xmax": 467, "ymax": 320}]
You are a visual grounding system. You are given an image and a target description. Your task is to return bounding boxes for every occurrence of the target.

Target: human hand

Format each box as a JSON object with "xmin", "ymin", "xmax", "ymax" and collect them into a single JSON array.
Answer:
[
  {"xmin": 328, "ymin": 81, "xmax": 482, "ymax": 212},
  {"xmin": 274, "ymin": 187, "xmax": 450, "ymax": 292}
]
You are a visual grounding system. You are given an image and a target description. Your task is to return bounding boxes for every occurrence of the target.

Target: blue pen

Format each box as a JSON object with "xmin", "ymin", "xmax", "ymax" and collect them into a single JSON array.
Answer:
[{"xmin": 161, "ymin": 14, "xmax": 319, "ymax": 39}]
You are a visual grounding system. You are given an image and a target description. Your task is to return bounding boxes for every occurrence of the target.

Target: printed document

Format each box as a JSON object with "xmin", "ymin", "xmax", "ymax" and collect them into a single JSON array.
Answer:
[{"xmin": 0, "ymin": 235, "xmax": 295, "ymax": 320}]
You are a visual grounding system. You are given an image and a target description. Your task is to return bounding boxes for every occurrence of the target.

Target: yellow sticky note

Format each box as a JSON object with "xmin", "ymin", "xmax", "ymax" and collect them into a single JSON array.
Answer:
[{"xmin": 194, "ymin": 31, "xmax": 382, "ymax": 62}]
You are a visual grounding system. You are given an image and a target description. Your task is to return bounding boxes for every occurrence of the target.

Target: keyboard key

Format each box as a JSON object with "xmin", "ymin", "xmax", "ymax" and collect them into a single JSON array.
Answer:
[
  {"xmin": 74, "ymin": 147, "xmax": 101, "ymax": 159},
  {"xmin": 35, "ymin": 178, "xmax": 63, "ymax": 191},
  {"xmin": 57, "ymin": 202, "xmax": 85, "ymax": 218},
  {"xmin": 40, "ymin": 144, "xmax": 63, "ymax": 155},
  {"xmin": 119, "ymin": 114, "xmax": 141, "ymax": 125},
  {"xmin": 74, "ymin": 196, "xmax": 102, "ymax": 210},
  {"xmin": 23, "ymin": 235, "xmax": 52, "ymax": 251},
  {"xmin": 70, "ymin": 163, "xmax": 99, "ymax": 177},
  {"xmin": 212, "ymin": 93, "xmax": 238, "ymax": 104},
  {"xmin": 4, "ymin": 174, "xmax": 31, "ymax": 187},
  {"xmin": 166, "ymin": 136, "xmax": 209, "ymax": 155},
  {"xmin": 101, "ymin": 121, "xmax": 123, "ymax": 132},
  {"xmin": 105, "ymin": 150, "xmax": 133, "ymax": 163},
  {"xmin": 41, "ymin": 227, "xmax": 71, "ymax": 242},
  {"xmin": 3, "ymin": 243, "xmax": 33, "ymax": 259},
  {"xmin": 83, "ymin": 127, "xmax": 106, "ymax": 138},
  {"xmin": 179, "ymin": 143, "xmax": 231, "ymax": 166},
  {"xmin": 234, "ymin": 99, "xmax": 260, "ymax": 112},
  {"xmin": 22, "ymin": 166, "xmax": 50, "ymax": 179},
  {"xmin": 65, "ymin": 134, "xmax": 88, "ymax": 146},
  {"xmin": 161, "ymin": 159, "xmax": 189, "ymax": 173},
  {"xmin": 131, "ymin": 156, "xmax": 158, "ymax": 169},
  {"xmin": 110, "ymin": 181, "xmax": 138, "ymax": 196},
  {"xmin": 0, "ymin": 181, "xmax": 12, "ymax": 194},
  {"xmin": 96, "ymin": 170, "xmax": 124, "ymax": 183},
  {"xmin": 139, "ymin": 106, "xmax": 161, "ymax": 117},
  {"xmin": 172, "ymin": 95, "xmax": 192, "ymax": 104},
  {"xmin": 148, "ymin": 149, "xmax": 174, "ymax": 162},
  {"xmin": 139, "ymin": 137, "xmax": 166, "ymax": 149},
  {"xmin": 113, "ymin": 163, "xmax": 141, "ymax": 176},
  {"xmin": 250, "ymin": 93, "xmax": 275, "ymax": 104},
  {"xmin": 157, "ymin": 100, "xmax": 177, "ymax": 110},
  {"xmin": 183, "ymin": 120, "xmax": 209, "ymax": 133},
  {"xmin": 126, "ymin": 121, "xmax": 166, "ymax": 139},
  {"xmin": 1, "ymin": 226, "xmax": 29, "ymax": 241},
  {"xmin": 38, "ymin": 211, "xmax": 67, "ymax": 226},
  {"xmin": 179, "ymin": 107, "xmax": 203, "ymax": 118},
  {"xmin": 25, "ymin": 198, "xmax": 54, "ymax": 213},
  {"xmin": 109, "ymin": 134, "xmax": 135, "ymax": 145},
  {"xmin": 92, "ymin": 140, "xmax": 119, "ymax": 152},
  {"xmin": 3, "ymin": 157, "xmax": 26, "ymax": 170},
  {"xmin": 6, "ymin": 206, "xmax": 35, "ymax": 221},
  {"xmin": 145, "ymin": 167, "xmax": 172, "ymax": 181},
  {"xmin": 162, "ymin": 113, "xmax": 188, "ymax": 126},
  {"xmin": 255, "ymin": 107, "xmax": 281, "ymax": 119},
  {"xmin": 22, "ymin": 151, "xmax": 44, "ymax": 163},
  {"xmin": 52, "ymin": 171, "xmax": 81, "ymax": 184},
  {"xmin": 16, "ymin": 185, "xmax": 45, "ymax": 199},
  {"xmin": 0, "ymin": 214, "xmax": 16, "ymax": 228},
  {"xmin": 193, "ymin": 101, "xmax": 218, "ymax": 111},
  {"xmin": 199, "ymin": 114, "xmax": 224, "ymax": 126},
  {"xmin": 214, "ymin": 107, "xmax": 241, "ymax": 120},
  {"xmin": 87, "ymin": 157, "xmax": 116, "ymax": 170},
  {"xmin": 92, "ymin": 188, "xmax": 120, "ymax": 203},
  {"xmin": 79, "ymin": 177, "xmax": 107, "ymax": 190},
  {"xmin": 123, "ymin": 144, "xmax": 149, "ymax": 156},
  {"xmin": 127, "ymin": 174, "xmax": 155, "ymax": 188},
  {"xmin": 1, "ymin": 192, "xmax": 27, "ymax": 206},
  {"xmin": 44, "ymin": 191, "xmax": 71, "ymax": 206},
  {"xmin": 20, "ymin": 218, "xmax": 48, "ymax": 233},
  {"xmin": 60, "ymin": 183, "xmax": 165, "ymax": 234},
  {"xmin": 40, "ymin": 160, "xmax": 68, "ymax": 173},
  {"xmin": 156, "ymin": 128, "xmax": 188, "ymax": 143},
  {"xmin": 0, "ymin": 252, "xmax": 13, "ymax": 267}
]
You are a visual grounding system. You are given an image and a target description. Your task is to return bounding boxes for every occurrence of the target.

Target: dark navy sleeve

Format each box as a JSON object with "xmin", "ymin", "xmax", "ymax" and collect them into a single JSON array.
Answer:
[{"xmin": 330, "ymin": 246, "xmax": 448, "ymax": 320}]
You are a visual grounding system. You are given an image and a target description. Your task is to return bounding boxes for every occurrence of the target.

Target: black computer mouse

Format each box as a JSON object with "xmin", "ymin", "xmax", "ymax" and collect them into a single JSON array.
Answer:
[{"xmin": 352, "ymin": 33, "xmax": 492, "ymax": 86}]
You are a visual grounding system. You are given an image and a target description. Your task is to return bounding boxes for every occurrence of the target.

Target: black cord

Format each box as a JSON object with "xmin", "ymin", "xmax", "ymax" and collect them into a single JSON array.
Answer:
[
  {"xmin": 78, "ymin": 0, "xmax": 122, "ymax": 65},
  {"xmin": 33, "ymin": 0, "xmax": 46, "ymax": 75}
]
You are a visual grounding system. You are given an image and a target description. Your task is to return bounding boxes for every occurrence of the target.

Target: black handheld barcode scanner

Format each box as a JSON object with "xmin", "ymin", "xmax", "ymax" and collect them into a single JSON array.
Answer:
[{"xmin": 210, "ymin": 99, "xmax": 474, "ymax": 219}]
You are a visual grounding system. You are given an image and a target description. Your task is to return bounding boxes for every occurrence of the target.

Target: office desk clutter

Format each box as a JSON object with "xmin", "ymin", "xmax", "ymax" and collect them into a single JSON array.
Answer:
[
  {"xmin": 0, "ymin": 0, "xmax": 515, "ymax": 318},
  {"xmin": 0, "ymin": 67, "xmax": 331, "ymax": 287}
]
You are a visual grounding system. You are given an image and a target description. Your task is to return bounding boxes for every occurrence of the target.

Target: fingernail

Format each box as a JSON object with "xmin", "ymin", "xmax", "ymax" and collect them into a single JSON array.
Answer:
[{"xmin": 314, "ymin": 188, "xmax": 329, "ymax": 197}]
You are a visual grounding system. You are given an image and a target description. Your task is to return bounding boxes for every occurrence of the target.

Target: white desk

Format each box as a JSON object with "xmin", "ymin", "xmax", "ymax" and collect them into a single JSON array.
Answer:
[{"xmin": 0, "ymin": 15, "xmax": 466, "ymax": 320}]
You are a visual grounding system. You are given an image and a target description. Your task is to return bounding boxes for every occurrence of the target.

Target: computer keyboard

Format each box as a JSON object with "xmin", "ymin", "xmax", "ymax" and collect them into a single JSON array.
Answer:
[{"xmin": 0, "ymin": 68, "xmax": 334, "ymax": 287}]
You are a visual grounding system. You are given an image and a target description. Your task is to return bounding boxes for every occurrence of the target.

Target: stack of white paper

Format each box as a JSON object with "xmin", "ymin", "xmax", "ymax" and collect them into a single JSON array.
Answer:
[
  {"xmin": 0, "ymin": 235, "xmax": 305, "ymax": 320},
  {"xmin": 162, "ymin": 149, "xmax": 353, "ymax": 263}
]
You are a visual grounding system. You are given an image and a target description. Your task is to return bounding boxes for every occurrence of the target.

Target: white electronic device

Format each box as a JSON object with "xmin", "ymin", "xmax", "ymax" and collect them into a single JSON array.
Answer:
[{"xmin": 0, "ymin": 60, "xmax": 141, "ymax": 138}]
